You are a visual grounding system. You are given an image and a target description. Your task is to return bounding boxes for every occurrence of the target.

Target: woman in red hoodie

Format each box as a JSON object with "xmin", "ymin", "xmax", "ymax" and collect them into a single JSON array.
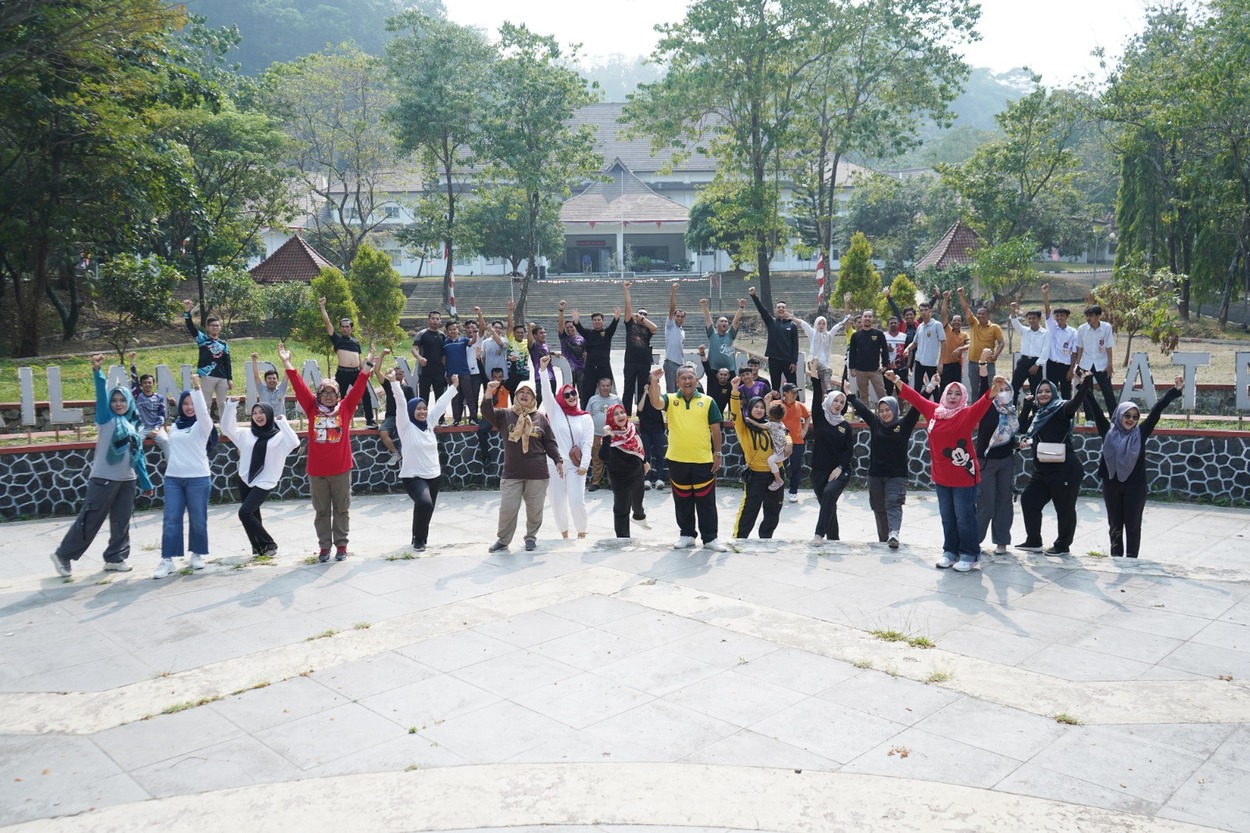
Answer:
[
  {"xmin": 885, "ymin": 368, "xmax": 1007, "ymax": 572},
  {"xmin": 279, "ymin": 343, "xmax": 375, "ymax": 562}
]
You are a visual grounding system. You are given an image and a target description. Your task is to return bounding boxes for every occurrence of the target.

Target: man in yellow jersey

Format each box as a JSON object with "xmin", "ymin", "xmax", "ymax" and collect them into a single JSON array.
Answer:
[{"xmin": 648, "ymin": 364, "xmax": 726, "ymax": 552}]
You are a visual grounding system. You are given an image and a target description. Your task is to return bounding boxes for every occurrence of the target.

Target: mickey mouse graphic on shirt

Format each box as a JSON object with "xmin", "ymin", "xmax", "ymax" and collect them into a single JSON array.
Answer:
[{"xmin": 943, "ymin": 438, "xmax": 977, "ymax": 479}]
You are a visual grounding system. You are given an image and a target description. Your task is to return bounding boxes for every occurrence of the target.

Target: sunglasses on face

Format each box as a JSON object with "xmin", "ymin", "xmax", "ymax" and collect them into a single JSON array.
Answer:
[
  {"xmin": 1122, "ymin": 412, "xmax": 1140, "ymax": 421},
  {"xmin": 562, "ymin": 392, "xmax": 578, "ymax": 400}
]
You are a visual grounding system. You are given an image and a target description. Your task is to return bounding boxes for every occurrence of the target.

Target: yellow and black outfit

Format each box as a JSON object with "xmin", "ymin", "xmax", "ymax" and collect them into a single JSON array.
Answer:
[
  {"xmin": 731, "ymin": 390, "xmax": 790, "ymax": 539},
  {"xmin": 662, "ymin": 390, "xmax": 723, "ymax": 543}
]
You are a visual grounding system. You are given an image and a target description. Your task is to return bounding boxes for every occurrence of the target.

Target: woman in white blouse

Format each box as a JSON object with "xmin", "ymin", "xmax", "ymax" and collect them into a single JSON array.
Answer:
[
  {"xmin": 151, "ymin": 377, "xmax": 216, "ymax": 578},
  {"xmin": 798, "ymin": 293, "xmax": 853, "ymax": 396},
  {"xmin": 539, "ymin": 356, "xmax": 593, "ymax": 539},
  {"xmin": 220, "ymin": 398, "xmax": 300, "ymax": 558},
  {"xmin": 388, "ymin": 368, "xmax": 458, "ymax": 550}
]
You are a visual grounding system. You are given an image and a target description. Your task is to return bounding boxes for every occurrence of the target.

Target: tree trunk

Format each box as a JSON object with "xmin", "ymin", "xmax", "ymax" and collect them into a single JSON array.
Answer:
[{"xmin": 442, "ymin": 150, "xmax": 456, "ymax": 312}]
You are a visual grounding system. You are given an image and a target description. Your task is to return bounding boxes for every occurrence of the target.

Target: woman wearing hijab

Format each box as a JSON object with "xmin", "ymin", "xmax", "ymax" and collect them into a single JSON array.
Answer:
[
  {"xmin": 51, "ymin": 354, "xmax": 155, "ymax": 577},
  {"xmin": 388, "ymin": 369, "xmax": 458, "ymax": 551},
  {"xmin": 151, "ymin": 376, "xmax": 217, "ymax": 578},
  {"xmin": 1016, "ymin": 370, "xmax": 1095, "ymax": 556},
  {"xmin": 539, "ymin": 356, "xmax": 594, "ymax": 539},
  {"xmin": 279, "ymin": 342, "xmax": 375, "ymax": 562},
  {"xmin": 972, "ymin": 350, "xmax": 1019, "ymax": 555},
  {"xmin": 600, "ymin": 403, "xmax": 648, "ymax": 537},
  {"xmin": 807, "ymin": 375, "xmax": 857, "ymax": 544},
  {"xmin": 220, "ymin": 396, "xmax": 301, "ymax": 558},
  {"xmin": 1088, "ymin": 375, "xmax": 1184, "ymax": 558},
  {"xmin": 844, "ymin": 364, "xmax": 924, "ymax": 548},
  {"xmin": 481, "ymin": 378, "xmax": 563, "ymax": 553},
  {"xmin": 887, "ymin": 368, "xmax": 1008, "ymax": 571},
  {"xmin": 728, "ymin": 379, "xmax": 790, "ymax": 539}
]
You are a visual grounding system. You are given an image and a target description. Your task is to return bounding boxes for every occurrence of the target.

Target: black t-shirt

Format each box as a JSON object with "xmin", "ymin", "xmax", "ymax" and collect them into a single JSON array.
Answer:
[
  {"xmin": 576, "ymin": 318, "xmax": 619, "ymax": 366},
  {"xmin": 330, "ymin": 333, "xmax": 362, "ymax": 355},
  {"xmin": 624, "ymin": 320, "xmax": 654, "ymax": 363},
  {"xmin": 383, "ymin": 382, "xmax": 415, "ymax": 420},
  {"xmin": 848, "ymin": 328, "xmax": 890, "ymax": 373},
  {"xmin": 413, "ymin": 328, "xmax": 447, "ymax": 376}
]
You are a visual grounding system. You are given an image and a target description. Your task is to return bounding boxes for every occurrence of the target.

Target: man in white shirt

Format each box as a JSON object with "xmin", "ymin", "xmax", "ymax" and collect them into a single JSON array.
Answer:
[
  {"xmin": 663, "ymin": 282, "xmax": 687, "ymax": 392},
  {"xmin": 1073, "ymin": 303, "xmax": 1117, "ymax": 421},
  {"xmin": 1041, "ymin": 283, "xmax": 1078, "ymax": 399},
  {"xmin": 1008, "ymin": 301, "xmax": 1050, "ymax": 406},
  {"xmin": 906, "ymin": 298, "xmax": 946, "ymax": 401},
  {"xmin": 585, "ymin": 377, "xmax": 622, "ymax": 492}
]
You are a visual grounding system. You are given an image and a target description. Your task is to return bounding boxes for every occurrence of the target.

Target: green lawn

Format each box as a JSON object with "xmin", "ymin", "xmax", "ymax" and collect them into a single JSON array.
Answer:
[{"xmin": 0, "ymin": 338, "xmax": 375, "ymax": 402}]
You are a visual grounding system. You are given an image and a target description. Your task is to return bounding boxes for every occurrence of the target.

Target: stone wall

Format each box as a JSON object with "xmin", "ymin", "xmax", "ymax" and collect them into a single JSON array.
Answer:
[{"xmin": 2, "ymin": 423, "xmax": 1246, "ymax": 521}]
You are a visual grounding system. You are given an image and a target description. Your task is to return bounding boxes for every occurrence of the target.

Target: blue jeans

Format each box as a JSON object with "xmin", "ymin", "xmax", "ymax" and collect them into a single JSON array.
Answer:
[
  {"xmin": 162, "ymin": 475, "xmax": 210, "ymax": 559},
  {"xmin": 935, "ymin": 483, "xmax": 979, "ymax": 561}
]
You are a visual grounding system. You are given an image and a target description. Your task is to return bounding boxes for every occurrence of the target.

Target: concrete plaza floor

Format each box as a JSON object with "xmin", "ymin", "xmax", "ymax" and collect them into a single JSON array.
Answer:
[{"xmin": 1, "ymin": 483, "xmax": 1248, "ymax": 832}]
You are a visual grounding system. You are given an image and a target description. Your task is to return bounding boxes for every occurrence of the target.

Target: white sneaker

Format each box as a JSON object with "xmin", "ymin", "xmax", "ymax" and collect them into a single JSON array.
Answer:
[
  {"xmin": 388, "ymin": 452, "xmax": 401, "ymax": 467},
  {"xmin": 674, "ymin": 536, "xmax": 696, "ymax": 549},
  {"xmin": 887, "ymin": 532, "xmax": 899, "ymax": 549},
  {"xmin": 994, "ymin": 544, "xmax": 1008, "ymax": 555},
  {"xmin": 702, "ymin": 539, "xmax": 729, "ymax": 552},
  {"xmin": 810, "ymin": 536, "xmax": 826, "ymax": 547},
  {"xmin": 153, "ymin": 559, "xmax": 173, "ymax": 579},
  {"xmin": 768, "ymin": 480, "xmax": 783, "ymax": 491},
  {"xmin": 102, "ymin": 561, "xmax": 132, "ymax": 572},
  {"xmin": 787, "ymin": 493, "xmax": 798, "ymax": 503},
  {"xmin": 189, "ymin": 554, "xmax": 205, "ymax": 570},
  {"xmin": 935, "ymin": 554, "xmax": 956, "ymax": 569},
  {"xmin": 953, "ymin": 559, "xmax": 974, "ymax": 573}
]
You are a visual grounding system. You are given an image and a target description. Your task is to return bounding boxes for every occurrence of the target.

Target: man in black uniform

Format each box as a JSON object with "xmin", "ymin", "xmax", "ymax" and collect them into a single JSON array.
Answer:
[
  {"xmin": 749, "ymin": 286, "xmax": 799, "ymax": 392},
  {"xmin": 411, "ymin": 310, "xmax": 448, "ymax": 403},
  {"xmin": 571, "ymin": 304, "xmax": 621, "ymax": 403}
]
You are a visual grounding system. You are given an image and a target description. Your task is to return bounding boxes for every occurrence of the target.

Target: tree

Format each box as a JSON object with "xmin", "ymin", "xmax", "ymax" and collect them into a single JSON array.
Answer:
[
  {"xmin": 394, "ymin": 195, "xmax": 450, "ymax": 278},
  {"xmin": 348, "ymin": 244, "xmax": 405, "ymax": 343},
  {"xmin": 92, "ymin": 257, "xmax": 183, "ymax": 363},
  {"xmin": 203, "ymin": 267, "xmax": 259, "ymax": 330},
  {"xmin": 793, "ymin": 0, "xmax": 978, "ymax": 278},
  {"xmin": 877, "ymin": 273, "xmax": 919, "ymax": 321},
  {"xmin": 292, "ymin": 267, "xmax": 357, "ymax": 364},
  {"xmin": 262, "ymin": 45, "xmax": 405, "ymax": 267},
  {"xmin": 835, "ymin": 232, "xmax": 882, "ymax": 313},
  {"xmin": 0, "ymin": 0, "xmax": 190, "ymax": 356},
  {"xmin": 685, "ymin": 183, "xmax": 757, "ymax": 271},
  {"xmin": 625, "ymin": 0, "xmax": 809, "ymax": 309},
  {"xmin": 480, "ymin": 23, "xmax": 602, "ymax": 320},
  {"xmin": 970, "ymin": 237, "xmax": 1039, "ymax": 308},
  {"xmin": 838, "ymin": 173, "xmax": 960, "ymax": 273},
  {"xmin": 386, "ymin": 12, "xmax": 494, "ymax": 310},
  {"xmin": 1093, "ymin": 262, "xmax": 1180, "ymax": 364},
  {"xmin": 458, "ymin": 187, "xmax": 565, "ymax": 276},
  {"xmin": 260, "ymin": 280, "xmax": 311, "ymax": 340}
]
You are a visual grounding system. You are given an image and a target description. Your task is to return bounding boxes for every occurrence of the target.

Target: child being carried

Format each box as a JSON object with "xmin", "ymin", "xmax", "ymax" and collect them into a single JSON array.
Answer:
[{"xmin": 744, "ymin": 401, "xmax": 790, "ymax": 491}]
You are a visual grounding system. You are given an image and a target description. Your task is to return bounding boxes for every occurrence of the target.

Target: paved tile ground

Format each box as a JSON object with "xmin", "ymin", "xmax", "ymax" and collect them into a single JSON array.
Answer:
[{"xmin": 0, "ymin": 485, "xmax": 1248, "ymax": 832}]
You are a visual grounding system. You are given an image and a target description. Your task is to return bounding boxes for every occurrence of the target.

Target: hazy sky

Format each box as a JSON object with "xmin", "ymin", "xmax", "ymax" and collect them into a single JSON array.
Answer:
[{"xmin": 444, "ymin": 0, "xmax": 1150, "ymax": 85}]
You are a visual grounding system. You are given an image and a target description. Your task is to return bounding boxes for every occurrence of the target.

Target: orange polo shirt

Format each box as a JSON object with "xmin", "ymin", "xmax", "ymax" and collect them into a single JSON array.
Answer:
[{"xmin": 782, "ymin": 400, "xmax": 810, "ymax": 444}]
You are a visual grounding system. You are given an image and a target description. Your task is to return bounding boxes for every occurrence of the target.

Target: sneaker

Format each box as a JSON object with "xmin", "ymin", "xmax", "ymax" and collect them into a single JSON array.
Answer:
[
  {"xmin": 633, "ymin": 512, "xmax": 646, "ymax": 521},
  {"xmin": 787, "ymin": 493, "xmax": 798, "ymax": 503},
  {"xmin": 262, "ymin": 544, "xmax": 279, "ymax": 557},
  {"xmin": 388, "ymin": 452, "xmax": 401, "ymax": 467},
  {"xmin": 1043, "ymin": 547, "xmax": 1070, "ymax": 556},
  {"xmin": 1015, "ymin": 542, "xmax": 1043, "ymax": 553},
  {"xmin": 936, "ymin": 553, "xmax": 956, "ymax": 569},
  {"xmin": 189, "ymin": 554, "xmax": 205, "ymax": 570},
  {"xmin": 318, "ymin": 549, "xmax": 331, "ymax": 563},
  {"xmin": 153, "ymin": 559, "xmax": 173, "ymax": 579},
  {"xmin": 994, "ymin": 544, "xmax": 1008, "ymax": 555},
  {"xmin": 412, "ymin": 541, "xmax": 426, "ymax": 552},
  {"xmin": 524, "ymin": 538, "xmax": 536, "ymax": 552},
  {"xmin": 50, "ymin": 552, "xmax": 72, "ymax": 577},
  {"xmin": 364, "ymin": 422, "xmax": 379, "ymax": 430},
  {"xmin": 655, "ymin": 481, "xmax": 667, "ymax": 491},
  {"xmin": 673, "ymin": 536, "xmax": 697, "ymax": 549},
  {"xmin": 488, "ymin": 541, "xmax": 508, "ymax": 553},
  {"xmin": 887, "ymin": 532, "xmax": 899, "ymax": 549},
  {"xmin": 103, "ymin": 561, "xmax": 132, "ymax": 572},
  {"xmin": 334, "ymin": 546, "xmax": 348, "ymax": 561},
  {"xmin": 702, "ymin": 539, "xmax": 729, "ymax": 552},
  {"xmin": 953, "ymin": 559, "xmax": 975, "ymax": 572},
  {"xmin": 588, "ymin": 484, "xmax": 600, "ymax": 492},
  {"xmin": 810, "ymin": 536, "xmax": 826, "ymax": 546},
  {"xmin": 768, "ymin": 480, "xmax": 783, "ymax": 491}
]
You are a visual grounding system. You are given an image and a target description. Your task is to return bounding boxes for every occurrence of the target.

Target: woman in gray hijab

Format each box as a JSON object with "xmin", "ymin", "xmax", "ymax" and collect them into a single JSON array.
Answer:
[{"xmin": 1087, "ymin": 375, "xmax": 1183, "ymax": 557}]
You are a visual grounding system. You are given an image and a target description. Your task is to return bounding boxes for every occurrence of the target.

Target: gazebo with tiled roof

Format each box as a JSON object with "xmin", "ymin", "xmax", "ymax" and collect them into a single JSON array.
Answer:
[
  {"xmin": 248, "ymin": 234, "xmax": 337, "ymax": 284},
  {"xmin": 914, "ymin": 220, "xmax": 980, "ymax": 272}
]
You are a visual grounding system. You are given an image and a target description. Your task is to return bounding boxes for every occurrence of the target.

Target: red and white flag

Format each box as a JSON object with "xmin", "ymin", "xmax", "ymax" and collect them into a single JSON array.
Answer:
[
  {"xmin": 815, "ymin": 252, "xmax": 826, "ymax": 303},
  {"xmin": 446, "ymin": 244, "xmax": 457, "ymax": 317}
]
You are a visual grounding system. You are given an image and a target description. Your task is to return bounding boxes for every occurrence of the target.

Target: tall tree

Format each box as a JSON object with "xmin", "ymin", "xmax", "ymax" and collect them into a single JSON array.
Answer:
[
  {"xmin": 838, "ymin": 173, "xmax": 961, "ymax": 273},
  {"xmin": 92, "ymin": 256, "xmax": 183, "ymax": 363},
  {"xmin": 347, "ymin": 243, "xmax": 405, "ymax": 343},
  {"xmin": 263, "ymin": 45, "xmax": 405, "ymax": 268},
  {"xmin": 625, "ymin": 0, "xmax": 810, "ymax": 309},
  {"xmin": 0, "ymin": 0, "xmax": 189, "ymax": 356},
  {"xmin": 386, "ymin": 13, "xmax": 494, "ymax": 311},
  {"xmin": 458, "ymin": 187, "xmax": 565, "ymax": 276},
  {"xmin": 793, "ymin": 0, "xmax": 978, "ymax": 276},
  {"xmin": 480, "ymin": 23, "xmax": 602, "ymax": 320}
]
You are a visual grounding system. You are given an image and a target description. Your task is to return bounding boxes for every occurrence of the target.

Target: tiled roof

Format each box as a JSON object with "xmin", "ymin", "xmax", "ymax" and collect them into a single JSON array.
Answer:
[
  {"xmin": 570, "ymin": 103, "xmax": 717, "ymax": 174},
  {"xmin": 561, "ymin": 159, "xmax": 689, "ymax": 224},
  {"xmin": 914, "ymin": 220, "xmax": 980, "ymax": 271},
  {"xmin": 249, "ymin": 234, "xmax": 337, "ymax": 284}
]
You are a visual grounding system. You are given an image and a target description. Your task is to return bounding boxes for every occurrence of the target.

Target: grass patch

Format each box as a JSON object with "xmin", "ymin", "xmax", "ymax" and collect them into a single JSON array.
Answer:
[
  {"xmin": 869, "ymin": 629, "xmax": 908, "ymax": 643},
  {"xmin": 385, "ymin": 552, "xmax": 417, "ymax": 561},
  {"xmin": 408, "ymin": 726, "xmax": 418, "ymax": 734},
  {"xmin": 228, "ymin": 681, "xmax": 271, "ymax": 696},
  {"xmin": 852, "ymin": 659, "xmax": 873, "ymax": 670},
  {"xmin": 1053, "ymin": 713, "xmax": 1083, "ymax": 725},
  {"xmin": 924, "ymin": 671, "xmax": 952, "ymax": 684},
  {"xmin": 161, "ymin": 695, "xmax": 222, "ymax": 715},
  {"xmin": 404, "ymin": 764, "xmax": 419, "ymax": 772},
  {"xmin": 252, "ymin": 554, "xmax": 275, "ymax": 565},
  {"xmin": 94, "ymin": 578, "xmax": 113, "ymax": 585},
  {"xmin": 177, "ymin": 567, "xmax": 194, "ymax": 576},
  {"xmin": 353, "ymin": 621, "xmax": 371, "ymax": 630},
  {"xmin": 305, "ymin": 629, "xmax": 338, "ymax": 641},
  {"xmin": 1087, "ymin": 549, "xmax": 1108, "ymax": 558},
  {"xmin": 906, "ymin": 636, "xmax": 935, "ymax": 649},
  {"xmin": 301, "ymin": 555, "xmax": 321, "ymax": 565}
]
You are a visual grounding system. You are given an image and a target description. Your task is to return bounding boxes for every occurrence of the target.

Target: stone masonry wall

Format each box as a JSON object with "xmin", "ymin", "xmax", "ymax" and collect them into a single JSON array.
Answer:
[{"xmin": 1, "ymin": 423, "xmax": 1245, "ymax": 521}]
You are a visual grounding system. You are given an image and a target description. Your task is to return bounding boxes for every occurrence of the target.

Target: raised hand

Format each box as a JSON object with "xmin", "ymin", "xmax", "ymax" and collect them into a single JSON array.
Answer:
[
  {"xmin": 738, "ymin": 298, "xmax": 746, "ymax": 309},
  {"xmin": 473, "ymin": 305, "xmax": 482, "ymax": 315},
  {"xmin": 128, "ymin": 351, "xmax": 137, "ymax": 362},
  {"xmin": 507, "ymin": 299, "xmax": 515, "ymax": 310},
  {"xmin": 91, "ymin": 353, "xmax": 105, "ymax": 370},
  {"xmin": 612, "ymin": 306, "xmax": 622, "ymax": 317},
  {"xmin": 730, "ymin": 376, "xmax": 741, "ymax": 389},
  {"xmin": 748, "ymin": 286, "xmax": 757, "ymax": 296},
  {"xmin": 182, "ymin": 299, "xmax": 193, "ymax": 312},
  {"xmin": 486, "ymin": 380, "xmax": 501, "ymax": 394},
  {"xmin": 843, "ymin": 291, "xmax": 851, "ymax": 304},
  {"xmin": 1174, "ymin": 374, "xmax": 1184, "ymax": 390},
  {"xmin": 558, "ymin": 300, "xmax": 566, "ymax": 310},
  {"xmin": 318, "ymin": 296, "xmax": 327, "ymax": 307},
  {"xmin": 623, "ymin": 281, "xmax": 632, "ymax": 289},
  {"xmin": 384, "ymin": 368, "xmax": 396, "ymax": 382},
  {"xmin": 540, "ymin": 355, "xmax": 550, "ymax": 369},
  {"xmin": 1010, "ymin": 301, "xmax": 1019, "ymax": 313},
  {"xmin": 277, "ymin": 343, "xmax": 292, "ymax": 363},
  {"xmin": 883, "ymin": 370, "xmax": 897, "ymax": 385},
  {"xmin": 381, "ymin": 347, "xmax": 391, "ymax": 357},
  {"xmin": 650, "ymin": 367, "xmax": 664, "ymax": 381},
  {"xmin": 700, "ymin": 298, "xmax": 709, "ymax": 309}
]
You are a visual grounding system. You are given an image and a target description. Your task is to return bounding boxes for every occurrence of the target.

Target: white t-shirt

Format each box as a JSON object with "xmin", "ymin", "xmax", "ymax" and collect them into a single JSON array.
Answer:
[
  {"xmin": 664, "ymin": 317, "xmax": 686, "ymax": 364},
  {"xmin": 912, "ymin": 318, "xmax": 946, "ymax": 367},
  {"xmin": 884, "ymin": 330, "xmax": 908, "ymax": 369},
  {"xmin": 1045, "ymin": 316, "xmax": 1078, "ymax": 365},
  {"xmin": 1075, "ymin": 321, "xmax": 1115, "ymax": 371}
]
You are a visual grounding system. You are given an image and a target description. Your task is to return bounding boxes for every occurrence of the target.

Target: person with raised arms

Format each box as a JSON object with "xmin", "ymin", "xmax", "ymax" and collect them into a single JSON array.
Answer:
[
  {"xmin": 320, "ymin": 296, "xmax": 375, "ymax": 429},
  {"xmin": 650, "ymin": 364, "xmax": 726, "ymax": 551},
  {"xmin": 388, "ymin": 368, "xmax": 457, "ymax": 551},
  {"xmin": 150, "ymin": 375, "xmax": 217, "ymax": 579}
]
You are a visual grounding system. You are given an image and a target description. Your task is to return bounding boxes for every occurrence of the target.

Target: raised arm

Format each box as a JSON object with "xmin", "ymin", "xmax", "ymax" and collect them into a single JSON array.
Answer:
[
  {"xmin": 557, "ymin": 300, "xmax": 567, "ymax": 331},
  {"xmin": 940, "ymin": 291, "xmax": 951, "ymax": 326},
  {"xmin": 506, "ymin": 298, "xmax": 516, "ymax": 335},
  {"xmin": 318, "ymin": 296, "xmax": 334, "ymax": 337},
  {"xmin": 647, "ymin": 367, "xmax": 665, "ymax": 411},
  {"xmin": 1141, "ymin": 376, "xmax": 1184, "ymax": 438},
  {"xmin": 669, "ymin": 282, "xmax": 679, "ymax": 320},
  {"xmin": 1064, "ymin": 371, "xmax": 1094, "ymax": 418},
  {"xmin": 182, "ymin": 298, "xmax": 200, "ymax": 340},
  {"xmin": 732, "ymin": 298, "xmax": 745, "ymax": 331},
  {"xmin": 622, "ymin": 281, "xmax": 633, "ymax": 320},
  {"xmin": 958, "ymin": 286, "xmax": 972, "ymax": 324},
  {"xmin": 749, "ymin": 286, "xmax": 772, "ymax": 323},
  {"xmin": 700, "ymin": 298, "xmax": 713, "ymax": 328},
  {"xmin": 886, "ymin": 287, "xmax": 905, "ymax": 323},
  {"xmin": 251, "ymin": 351, "xmax": 264, "ymax": 387},
  {"xmin": 1041, "ymin": 283, "xmax": 1051, "ymax": 321}
]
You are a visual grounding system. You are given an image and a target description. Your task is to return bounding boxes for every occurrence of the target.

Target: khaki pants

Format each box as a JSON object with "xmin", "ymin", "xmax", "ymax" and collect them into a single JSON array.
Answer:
[
  {"xmin": 497, "ymin": 477, "xmax": 548, "ymax": 545},
  {"xmin": 200, "ymin": 376, "xmax": 231, "ymax": 419},
  {"xmin": 855, "ymin": 370, "xmax": 885, "ymax": 404},
  {"xmin": 309, "ymin": 471, "xmax": 352, "ymax": 549},
  {"xmin": 590, "ymin": 434, "xmax": 606, "ymax": 486}
]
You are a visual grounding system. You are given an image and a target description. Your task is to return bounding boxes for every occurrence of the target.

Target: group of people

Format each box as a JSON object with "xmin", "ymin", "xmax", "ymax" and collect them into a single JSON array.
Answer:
[{"xmin": 50, "ymin": 283, "xmax": 1177, "ymax": 581}]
